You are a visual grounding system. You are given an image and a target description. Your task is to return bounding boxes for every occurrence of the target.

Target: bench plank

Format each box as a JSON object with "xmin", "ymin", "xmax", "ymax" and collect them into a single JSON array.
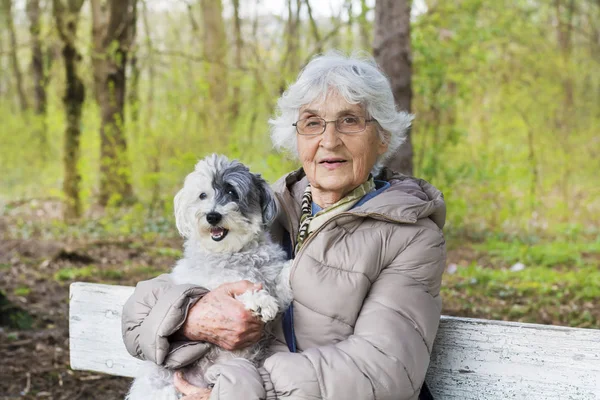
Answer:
[
  {"xmin": 69, "ymin": 283, "xmax": 141, "ymax": 378},
  {"xmin": 69, "ymin": 282, "xmax": 600, "ymax": 398},
  {"xmin": 426, "ymin": 316, "xmax": 600, "ymax": 399}
]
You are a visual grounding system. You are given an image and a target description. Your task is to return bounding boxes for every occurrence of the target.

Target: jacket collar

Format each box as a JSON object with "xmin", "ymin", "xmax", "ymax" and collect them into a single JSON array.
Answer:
[{"xmin": 271, "ymin": 167, "xmax": 446, "ymax": 233}]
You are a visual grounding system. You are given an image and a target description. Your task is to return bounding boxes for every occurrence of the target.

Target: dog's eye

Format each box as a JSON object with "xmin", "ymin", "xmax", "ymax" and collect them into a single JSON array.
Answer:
[
  {"xmin": 227, "ymin": 189, "xmax": 238, "ymax": 200},
  {"xmin": 199, "ymin": 193, "xmax": 207, "ymax": 200}
]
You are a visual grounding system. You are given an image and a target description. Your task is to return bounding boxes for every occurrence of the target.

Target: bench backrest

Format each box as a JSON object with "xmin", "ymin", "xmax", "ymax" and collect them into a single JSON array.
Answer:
[{"xmin": 69, "ymin": 282, "xmax": 600, "ymax": 399}]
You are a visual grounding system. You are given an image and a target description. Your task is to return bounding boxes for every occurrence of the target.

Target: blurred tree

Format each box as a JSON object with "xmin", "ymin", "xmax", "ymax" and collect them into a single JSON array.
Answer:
[
  {"xmin": 2, "ymin": 0, "xmax": 29, "ymax": 112},
  {"xmin": 52, "ymin": 0, "xmax": 86, "ymax": 219},
  {"xmin": 231, "ymin": 0, "xmax": 242, "ymax": 120},
  {"xmin": 200, "ymin": 0, "xmax": 228, "ymax": 145},
  {"xmin": 26, "ymin": 0, "xmax": 46, "ymax": 116},
  {"xmin": 373, "ymin": 0, "xmax": 413, "ymax": 175},
  {"xmin": 128, "ymin": 0, "xmax": 140, "ymax": 124},
  {"xmin": 554, "ymin": 0, "xmax": 576, "ymax": 207},
  {"xmin": 279, "ymin": 0, "xmax": 302, "ymax": 94},
  {"xmin": 305, "ymin": 0, "xmax": 322, "ymax": 53},
  {"xmin": 27, "ymin": 0, "xmax": 50, "ymax": 155},
  {"xmin": 357, "ymin": 0, "xmax": 371, "ymax": 50},
  {"xmin": 90, "ymin": 0, "xmax": 137, "ymax": 206}
]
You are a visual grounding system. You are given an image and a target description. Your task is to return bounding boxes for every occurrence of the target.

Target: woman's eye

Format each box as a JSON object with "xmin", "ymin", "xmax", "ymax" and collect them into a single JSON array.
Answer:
[
  {"xmin": 341, "ymin": 116, "xmax": 359, "ymax": 125},
  {"xmin": 199, "ymin": 193, "xmax": 207, "ymax": 200}
]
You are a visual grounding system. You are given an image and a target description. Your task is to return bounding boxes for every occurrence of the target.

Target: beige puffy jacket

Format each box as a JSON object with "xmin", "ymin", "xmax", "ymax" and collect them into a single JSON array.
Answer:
[{"xmin": 122, "ymin": 168, "xmax": 446, "ymax": 400}]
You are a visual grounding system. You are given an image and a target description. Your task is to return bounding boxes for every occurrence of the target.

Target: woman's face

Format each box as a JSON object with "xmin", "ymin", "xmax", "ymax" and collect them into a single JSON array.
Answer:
[{"xmin": 297, "ymin": 91, "xmax": 388, "ymax": 207}]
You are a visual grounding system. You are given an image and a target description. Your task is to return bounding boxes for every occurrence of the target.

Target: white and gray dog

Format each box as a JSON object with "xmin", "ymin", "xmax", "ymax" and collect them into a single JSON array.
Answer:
[{"xmin": 126, "ymin": 154, "xmax": 292, "ymax": 400}]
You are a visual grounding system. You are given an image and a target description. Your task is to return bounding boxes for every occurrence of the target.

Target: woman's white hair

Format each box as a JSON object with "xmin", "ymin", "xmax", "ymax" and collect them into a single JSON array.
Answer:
[{"xmin": 269, "ymin": 50, "xmax": 413, "ymax": 175}]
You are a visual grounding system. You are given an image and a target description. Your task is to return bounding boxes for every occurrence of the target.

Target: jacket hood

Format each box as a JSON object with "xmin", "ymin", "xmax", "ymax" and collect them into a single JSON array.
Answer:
[{"xmin": 271, "ymin": 168, "xmax": 446, "ymax": 233}]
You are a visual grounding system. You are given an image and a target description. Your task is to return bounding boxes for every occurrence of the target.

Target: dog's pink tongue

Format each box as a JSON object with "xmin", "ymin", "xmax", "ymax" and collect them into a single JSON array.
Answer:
[{"xmin": 210, "ymin": 227, "xmax": 225, "ymax": 235}]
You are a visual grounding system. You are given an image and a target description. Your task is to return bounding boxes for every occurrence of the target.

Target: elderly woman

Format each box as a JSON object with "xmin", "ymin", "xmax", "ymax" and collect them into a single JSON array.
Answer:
[{"xmin": 122, "ymin": 52, "xmax": 446, "ymax": 400}]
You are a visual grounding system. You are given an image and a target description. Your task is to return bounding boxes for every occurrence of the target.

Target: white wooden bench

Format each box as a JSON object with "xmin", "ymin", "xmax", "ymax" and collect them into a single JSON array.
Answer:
[{"xmin": 69, "ymin": 282, "xmax": 600, "ymax": 399}]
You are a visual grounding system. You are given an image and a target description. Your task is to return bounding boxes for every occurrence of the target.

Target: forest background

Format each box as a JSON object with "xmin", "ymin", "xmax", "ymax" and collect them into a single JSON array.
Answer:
[{"xmin": 0, "ymin": 0, "xmax": 599, "ymax": 398}]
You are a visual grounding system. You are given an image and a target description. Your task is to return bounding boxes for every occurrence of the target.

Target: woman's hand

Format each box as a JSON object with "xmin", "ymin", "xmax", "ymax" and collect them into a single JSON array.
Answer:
[
  {"xmin": 180, "ymin": 280, "xmax": 264, "ymax": 350},
  {"xmin": 174, "ymin": 371, "xmax": 211, "ymax": 400}
]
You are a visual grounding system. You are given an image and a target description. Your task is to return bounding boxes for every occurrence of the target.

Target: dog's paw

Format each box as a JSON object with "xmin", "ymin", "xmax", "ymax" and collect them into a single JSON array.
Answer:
[{"xmin": 236, "ymin": 290, "xmax": 279, "ymax": 322}]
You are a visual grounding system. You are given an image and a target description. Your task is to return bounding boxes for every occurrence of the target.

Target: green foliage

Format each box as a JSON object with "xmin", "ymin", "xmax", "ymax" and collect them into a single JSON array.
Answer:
[
  {"xmin": 53, "ymin": 265, "xmax": 124, "ymax": 282},
  {"xmin": 474, "ymin": 238, "xmax": 600, "ymax": 269},
  {"xmin": 148, "ymin": 247, "xmax": 182, "ymax": 258},
  {"xmin": 449, "ymin": 264, "xmax": 600, "ymax": 301},
  {"xmin": 0, "ymin": 290, "xmax": 34, "ymax": 330},
  {"xmin": 13, "ymin": 287, "xmax": 31, "ymax": 296},
  {"xmin": 0, "ymin": 1, "xmax": 598, "ymax": 238},
  {"xmin": 53, "ymin": 266, "xmax": 96, "ymax": 282}
]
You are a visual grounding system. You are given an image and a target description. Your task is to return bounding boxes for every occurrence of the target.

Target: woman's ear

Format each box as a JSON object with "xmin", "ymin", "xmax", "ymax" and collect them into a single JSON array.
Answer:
[{"xmin": 254, "ymin": 174, "xmax": 278, "ymax": 227}]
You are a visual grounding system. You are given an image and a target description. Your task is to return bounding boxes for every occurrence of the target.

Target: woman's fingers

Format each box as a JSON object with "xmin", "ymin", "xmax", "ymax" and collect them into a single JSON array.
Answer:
[
  {"xmin": 180, "ymin": 391, "xmax": 211, "ymax": 400},
  {"xmin": 182, "ymin": 280, "xmax": 265, "ymax": 349},
  {"xmin": 220, "ymin": 280, "xmax": 263, "ymax": 296},
  {"xmin": 174, "ymin": 372, "xmax": 209, "ymax": 396}
]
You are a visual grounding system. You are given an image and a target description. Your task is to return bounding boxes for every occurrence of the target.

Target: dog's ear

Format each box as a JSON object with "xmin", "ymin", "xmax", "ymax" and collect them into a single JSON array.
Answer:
[
  {"xmin": 174, "ymin": 185, "xmax": 194, "ymax": 238},
  {"xmin": 254, "ymin": 174, "xmax": 278, "ymax": 227}
]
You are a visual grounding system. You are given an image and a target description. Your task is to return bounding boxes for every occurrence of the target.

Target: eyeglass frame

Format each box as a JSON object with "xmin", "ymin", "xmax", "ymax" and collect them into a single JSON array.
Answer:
[{"xmin": 292, "ymin": 115, "xmax": 376, "ymax": 136}]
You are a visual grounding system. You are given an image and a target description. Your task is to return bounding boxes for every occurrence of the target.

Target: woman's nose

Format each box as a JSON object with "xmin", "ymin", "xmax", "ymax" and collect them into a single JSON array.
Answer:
[{"xmin": 319, "ymin": 121, "xmax": 341, "ymax": 148}]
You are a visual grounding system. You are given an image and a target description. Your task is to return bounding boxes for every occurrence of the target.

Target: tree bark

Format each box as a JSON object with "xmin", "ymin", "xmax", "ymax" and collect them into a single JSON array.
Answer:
[
  {"xmin": 554, "ymin": 0, "xmax": 576, "ymax": 209},
  {"xmin": 305, "ymin": 0, "xmax": 322, "ymax": 53},
  {"xmin": 128, "ymin": 0, "xmax": 140, "ymax": 125},
  {"xmin": 52, "ymin": 0, "xmax": 86, "ymax": 220},
  {"xmin": 91, "ymin": 0, "xmax": 137, "ymax": 206},
  {"xmin": 27, "ymin": 0, "xmax": 46, "ymax": 115},
  {"xmin": 231, "ymin": 0, "xmax": 242, "ymax": 120},
  {"xmin": 2, "ymin": 0, "xmax": 29, "ymax": 112},
  {"xmin": 358, "ymin": 0, "xmax": 370, "ymax": 50},
  {"xmin": 200, "ymin": 0, "xmax": 228, "ymax": 146},
  {"xmin": 373, "ymin": 0, "xmax": 413, "ymax": 176}
]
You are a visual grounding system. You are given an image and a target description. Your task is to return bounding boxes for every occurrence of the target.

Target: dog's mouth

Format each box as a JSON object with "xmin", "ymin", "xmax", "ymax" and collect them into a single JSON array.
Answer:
[{"xmin": 210, "ymin": 227, "xmax": 229, "ymax": 242}]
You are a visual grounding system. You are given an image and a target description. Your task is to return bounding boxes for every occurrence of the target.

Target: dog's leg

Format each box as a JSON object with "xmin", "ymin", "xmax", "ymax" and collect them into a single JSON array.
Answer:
[
  {"xmin": 235, "ymin": 289, "xmax": 280, "ymax": 322},
  {"xmin": 273, "ymin": 260, "xmax": 293, "ymax": 312}
]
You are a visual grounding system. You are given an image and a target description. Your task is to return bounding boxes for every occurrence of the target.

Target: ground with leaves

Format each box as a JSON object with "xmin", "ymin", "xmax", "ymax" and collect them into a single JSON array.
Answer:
[{"xmin": 0, "ymin": 200, "xmax": 598, "ymax": 399}]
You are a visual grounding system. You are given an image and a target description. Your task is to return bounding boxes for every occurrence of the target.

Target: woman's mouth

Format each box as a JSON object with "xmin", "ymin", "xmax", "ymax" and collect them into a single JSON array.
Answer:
[
  {"xmin": 209, "ymin": 227, "xmax": 229, "ymax": 241},
  {"xmin": 319, "ymin": 159, "xmax": 347, "ymax": 169}
]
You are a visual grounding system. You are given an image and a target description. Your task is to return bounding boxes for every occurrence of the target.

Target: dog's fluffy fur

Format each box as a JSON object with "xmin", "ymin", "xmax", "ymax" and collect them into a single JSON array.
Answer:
[{"xmin": 126, "ymin": 154, "xmax": 292, "ymax": 400}]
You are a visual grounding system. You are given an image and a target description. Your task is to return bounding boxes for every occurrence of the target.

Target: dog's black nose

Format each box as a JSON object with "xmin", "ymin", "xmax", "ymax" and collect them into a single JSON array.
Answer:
[{"xmin": 206, "ymin": 212, "xmax": 222, "ymax": 226}]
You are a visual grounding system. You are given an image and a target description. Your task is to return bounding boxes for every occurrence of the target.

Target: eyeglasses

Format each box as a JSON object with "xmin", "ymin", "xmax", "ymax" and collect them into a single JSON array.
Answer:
[{"xmin": 292, "ymin": 116, "xmax": 375, "ymax": 136}]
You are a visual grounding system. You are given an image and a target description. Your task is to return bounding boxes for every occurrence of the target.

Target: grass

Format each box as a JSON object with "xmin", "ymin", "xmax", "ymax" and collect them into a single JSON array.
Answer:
[
  {"xmin": 52, "ymin": 264, "xmax": 168, "ymax": 284},
  {"xmin": 444, "ymin": 264, "xmax": 600, "ymax": 300},
  {"xmin": 473, "ymin": 238, "xmax": 600, "ymax": 269},
  {"xmin": 53, "ymin": 265, "xmax": 125, "ymax": 282},
  {"xmin": 443, "ymin": 235, "xmax": 600, "ymax": 328},
  {"xmin": 13, "ymin": 287, "xmax": 31, "ymax": 296}
]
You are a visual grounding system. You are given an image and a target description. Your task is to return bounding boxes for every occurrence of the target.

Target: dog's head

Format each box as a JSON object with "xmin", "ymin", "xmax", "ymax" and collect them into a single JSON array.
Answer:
[{"xmin": 174, "ymin": 154, "xmax": 278, "ymax": 252}]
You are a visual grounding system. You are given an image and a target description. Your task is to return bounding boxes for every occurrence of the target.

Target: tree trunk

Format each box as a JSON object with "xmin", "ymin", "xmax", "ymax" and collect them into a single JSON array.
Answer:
[
  {"xmin": 554, "ymin": 0, "xmax": 576, "ymax": 209},
  {"xmin": 2, "ymin": 0, "xmax": 29, "ymax": 111},
  {"xmin": 373, "ymin": 0, "xmax": 413, "ymax": 175},
  {"xmin": 200, "ymin": 0, "xmax": 228, "ymax": 147},
  {"xmin": 305, "ymin": 0, "xmax": 322, "ymax": 53},
  {"xmin": 27, "ymin": 0, "xmax": 46, "ymax": 115},
  {"xmin": 27, "ymin": 0, "xmax": 50, "ymax": 156},
  {"xmin": 279, "ymin": 0, "xmax": 302, "ymax": 94},
  {"xmin": 200, "ymin": 0, "xmax": 227, "ymax": 122},
  {"xmin": 52, "ymin": 0, "xmax": 86, "ymax": 220},
  {"xmin": 91, "ymin": 0, "xmax": 137, "ymax": 206},
  {"xmin": 231, "ymin": 0, "xmax": 242, "ymax": 120},
  {"xmin": 358, "ymin": 0, "xmax": 370, "ymax": 50},
  {"xmin": 128, "ymin": 1, "xmax": 140, "ymax": 125}
]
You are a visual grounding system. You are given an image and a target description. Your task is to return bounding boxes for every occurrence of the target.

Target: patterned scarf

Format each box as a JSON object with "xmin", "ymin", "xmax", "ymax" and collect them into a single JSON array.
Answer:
[{"xmin": 295, "ymin": 177, "xmax": 375, "ymax": 255}]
